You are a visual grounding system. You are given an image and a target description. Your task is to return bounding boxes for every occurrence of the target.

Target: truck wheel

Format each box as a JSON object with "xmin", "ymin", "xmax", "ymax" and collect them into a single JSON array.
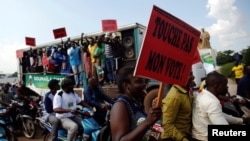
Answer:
[{"xmin": 144, "ymin": 89, "xmax": 159, "ymax": 114}]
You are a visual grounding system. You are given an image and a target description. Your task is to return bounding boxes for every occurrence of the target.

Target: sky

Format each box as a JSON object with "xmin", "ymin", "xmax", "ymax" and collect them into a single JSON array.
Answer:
[{"xmin": 0, "ymin": 0, "xmax": 250, "ymax": 74}]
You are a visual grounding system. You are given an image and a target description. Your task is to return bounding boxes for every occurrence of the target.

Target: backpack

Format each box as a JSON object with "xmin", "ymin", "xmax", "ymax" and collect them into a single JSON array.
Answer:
[{"xmin": 97, "ymin": 95, "xmax": 137, "ymax": 141}]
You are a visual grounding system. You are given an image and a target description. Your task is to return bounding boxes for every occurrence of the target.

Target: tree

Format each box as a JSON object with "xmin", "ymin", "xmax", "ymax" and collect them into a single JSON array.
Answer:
[
  {"xmin": 216, "ymin": 50, "xmax": 235, "ymax": 65},
  {"xmin": 242, "ymin": 46, "xmax": 250, "ymax": 65},
  {"xmin": 9, "ymin": 72, "xmax": 18, "ymax": 77}
]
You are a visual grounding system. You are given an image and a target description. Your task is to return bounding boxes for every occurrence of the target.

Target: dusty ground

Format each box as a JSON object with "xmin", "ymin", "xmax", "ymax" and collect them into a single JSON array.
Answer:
[{"xmin": 227, "ymin": 78, "xmax": 237, "ymax": 96}]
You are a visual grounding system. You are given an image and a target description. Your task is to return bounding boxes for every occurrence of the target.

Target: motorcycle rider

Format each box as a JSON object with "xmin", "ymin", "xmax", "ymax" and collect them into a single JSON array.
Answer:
[
  {"xmin": 84, "ymin": 77, "xmax": 114, "ymax": 126},
  {"xmin": 53, "ymin": 77, "xmax": 93, "ymax": 141},
  {"xmin": 43, "ymin": 79, "xmax": 61, "ymax": 141},
  {"xmin": 0, "ymin": 83, "xmax": 15, "ymax": 106}
]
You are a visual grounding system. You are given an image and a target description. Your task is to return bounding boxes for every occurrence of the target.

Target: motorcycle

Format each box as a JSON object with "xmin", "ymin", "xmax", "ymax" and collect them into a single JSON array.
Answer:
[
  {"xmin": 10, "ymin": 98, "xmax": 39, "ymax": 139},
  {"xmin": 0, "ymin": 106, "xmax": 18, "ymax": 141},
  {"xmin": 222, "ymin": 94, "xmax": 250, "ymax": 121},
  {"xmin": 40, "ymin": 107, "xmax": 100, "ymax": 141}
]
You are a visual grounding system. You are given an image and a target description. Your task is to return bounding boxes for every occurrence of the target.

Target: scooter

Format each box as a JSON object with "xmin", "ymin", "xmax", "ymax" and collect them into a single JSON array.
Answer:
[
  {"xmin": 40, "ymin": 107, "xmax": 100, "ymax": 141},
  {"xmin": 0, "ymin": 106, "xmax": 17, "ymax": 141}
]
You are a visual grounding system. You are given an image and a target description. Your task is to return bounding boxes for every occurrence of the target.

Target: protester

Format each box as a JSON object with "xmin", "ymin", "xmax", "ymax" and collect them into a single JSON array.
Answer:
[
  {"xmin": 67, "ymin": 41, "xmax": 83, "ymax": 88},
  {"xmin": 84, "ymin": 77, "xmax": 114, "ymax": 125},
  {"xmin": 53, "ymin": 77, "xmax": 92, "ymax": 141},
  {"xmin": 192, "ymin": 71, "xmax": 229, "ymax": 141},
  {"xmin": 43, "ymin": 79, "xmax": 61, "ymax": 141},
  {"xmin": 237, "ymin": 63, "xmax": 250, "ymax": 108},
  {"xmin": 0, "ymin": 84, "xmax": 15, "ymax": 106},
  {"xmin": 230, "ymin": 61, "xmax": 244, "ymax": 84},
  {"xmin": 161, "ymin": 71, "xmax": 196, "ymax": 141},
  {"xmin": 110, "ymin": 66, "xmax": 162, "ymax": 141}
]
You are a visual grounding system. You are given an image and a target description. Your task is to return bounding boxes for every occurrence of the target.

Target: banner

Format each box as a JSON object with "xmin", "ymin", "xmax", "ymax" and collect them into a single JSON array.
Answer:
[
  {"xmin": 25, "ymin": 74, "xmax": 65, "ymax": 96},
  {"xmin": 134, "ymin": 5, "xmax": 200, "ymax": 86}
]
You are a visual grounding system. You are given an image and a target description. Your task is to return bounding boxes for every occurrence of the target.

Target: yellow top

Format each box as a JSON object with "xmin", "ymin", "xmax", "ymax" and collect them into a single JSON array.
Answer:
[{"xmin": 232, "ymin": 64, "xmax": 244, "ymax": 79}]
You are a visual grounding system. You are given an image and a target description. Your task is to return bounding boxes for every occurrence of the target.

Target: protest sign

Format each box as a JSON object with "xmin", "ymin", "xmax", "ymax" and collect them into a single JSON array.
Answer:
[
  {"xmin": 134, "ymin": 5, "xmax": 200, "ymax": 86},
  {"xmin": 16, "ymin": 49, "xmax": 23, "ymax": 58},
  {"xmin": 134, "ymin": 5, "xmax": 201, "ymax": 106},
  {"xmin": 25, "ymin": 37, "xmax": 36, "ymax": 46},
  {"xmin": 102, "ymin": 19, "xmax": 118, "ymax": 32},
  {"xmin": 53, "ymin": 27, "xmax": 67, "ymax": 39}
]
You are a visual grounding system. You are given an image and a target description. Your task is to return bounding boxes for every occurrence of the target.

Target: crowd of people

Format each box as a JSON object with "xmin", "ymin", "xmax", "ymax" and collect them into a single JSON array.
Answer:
[
  {"xmin": 20, "ymin": 32, "xmax": 124, "ymax": 88},
  {"xmin": 1, "ymin": 62, "xmax": 250, "ymax": 141}
]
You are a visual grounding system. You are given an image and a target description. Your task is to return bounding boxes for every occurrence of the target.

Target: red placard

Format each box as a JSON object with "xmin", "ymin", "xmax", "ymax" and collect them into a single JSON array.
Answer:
[
  {"xmin": 16, "ymin": 49, "xmax": 23, "ymax": 58},
  {"xmin": 193, "ymin": 48, "xmax": 202, "ymax": 64},
  {"xmin": 102, "ymin": 19, "xmax": 118, "ymax": 32},
  {"xmin": 25, "ymin": 37, "xmax": 36, "ymax": 46},
  {"xmin": 134, "ymin": 5, "xmax": 201, "ymax": 86},
  {"xmin": 53, "ymin": 27, "xmax": 67, "ymax": 39}
]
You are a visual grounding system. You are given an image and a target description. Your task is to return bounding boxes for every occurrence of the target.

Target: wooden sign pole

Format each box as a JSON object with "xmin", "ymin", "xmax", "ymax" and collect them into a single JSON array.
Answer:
[{"xmin": 156, "ymin": 82, "xmax": 164, "ymax": 107}]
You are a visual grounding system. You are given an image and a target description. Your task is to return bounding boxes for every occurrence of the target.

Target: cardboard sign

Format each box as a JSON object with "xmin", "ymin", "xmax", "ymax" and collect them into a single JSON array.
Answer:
[
  {"xmin": 53, "ymin": 27, "xmax": 67, "ymax": 39},
  {"xmin": 25, "ymin": 37, "xmax": 36, "ymax": 46},
  {"xmin": 102, "ymin": 19, "xmax": 118, "ymax": 32},
  {"xmin": 134, "ymin": 5, "xmax": 201, "ymax": 86},
  {"xmin": 16, "ymin": 49, "xmax": 23, "ymax": 58}
]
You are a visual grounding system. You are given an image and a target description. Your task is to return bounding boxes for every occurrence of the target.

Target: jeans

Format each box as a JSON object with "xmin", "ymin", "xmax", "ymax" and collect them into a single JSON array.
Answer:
[
  {"xmin": 47, "ymin": 115, "xmax": 61, "ymax": 141},
  {"xmin": 71, "ymin": 64, "xmax": 83, "ymax": 86},
  {"xmin": 105, "ymin": 57, "xmax": 115, "ymax": 83},
  {"xmin": 60, "ymin": 116, "xmax": 83, "ymax": 141}
]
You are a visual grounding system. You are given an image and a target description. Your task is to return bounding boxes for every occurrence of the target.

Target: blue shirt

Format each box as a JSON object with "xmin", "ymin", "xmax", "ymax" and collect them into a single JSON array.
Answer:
[
  {"xmin": 43, "ymin": 91, "xmax": 55, "ymax": 120},
  {"xmin": 67, "ymin": 46, "xmax": 81, "ymax": 66},
  {"xmin": 237, "ymin": 75, "xmax": 250, "ymax": 97},
  {"xmin": 84, "ymin": 85, "xmax": 114, "ymax": 110}
]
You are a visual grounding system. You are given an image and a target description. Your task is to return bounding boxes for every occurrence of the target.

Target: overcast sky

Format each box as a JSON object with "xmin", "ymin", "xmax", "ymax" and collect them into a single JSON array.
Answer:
[{"xmin": 0, "ymin": 0, "xmax": 249, "ymax": 73}]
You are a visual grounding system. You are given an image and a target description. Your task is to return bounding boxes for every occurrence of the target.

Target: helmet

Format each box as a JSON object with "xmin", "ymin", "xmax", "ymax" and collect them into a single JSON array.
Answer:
[
  {"xmin": 48, "ymin": 79, "xmax": 59, "ymax": 89},
  {"xmin": 61, "ymin": 77, "xmax": 74, "ymax": 89}
]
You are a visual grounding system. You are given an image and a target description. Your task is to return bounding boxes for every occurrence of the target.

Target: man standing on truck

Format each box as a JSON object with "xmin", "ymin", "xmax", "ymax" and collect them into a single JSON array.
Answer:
[{"xmin": 67, "ymin": 41, "xmax": 83, "ymax": 88}]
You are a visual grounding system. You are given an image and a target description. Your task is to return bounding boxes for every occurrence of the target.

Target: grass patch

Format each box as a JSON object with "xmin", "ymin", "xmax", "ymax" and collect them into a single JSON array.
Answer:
[{"xmin": 220, "ymin": 62, "xmax": 235, "ymax": 79}]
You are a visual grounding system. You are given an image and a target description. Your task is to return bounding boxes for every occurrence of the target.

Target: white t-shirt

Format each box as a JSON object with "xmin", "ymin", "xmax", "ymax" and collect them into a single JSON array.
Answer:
[{"xmin": 53, "ymin": 90, "xmax": 82, "ymax": 119}]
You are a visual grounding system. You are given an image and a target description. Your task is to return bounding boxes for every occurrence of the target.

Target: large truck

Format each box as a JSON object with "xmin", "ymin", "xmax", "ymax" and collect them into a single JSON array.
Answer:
[
  {"xmin": 16, "ymin": 23, "xmax": 214, "ymax": 108},
  {"xmin": 16, "ymin": 23, "xmax": 148, "ymax": 98}
]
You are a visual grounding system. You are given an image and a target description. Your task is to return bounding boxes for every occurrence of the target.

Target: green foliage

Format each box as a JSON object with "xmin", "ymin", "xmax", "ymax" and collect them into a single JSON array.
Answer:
[
  {"xmin": 9, "ymin": 72, "xmax": 18, "ymax": 77},
  {"xmin": 216, "ymin": 50, "xmax": 235, "ymax": 65},
  {"xmin": 242, "ymin": 46, "xmax": 250, "ymax": 65},
  {"xmin": 220, "ymin": 62, "xmax": 234, "ymax": 79}
]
